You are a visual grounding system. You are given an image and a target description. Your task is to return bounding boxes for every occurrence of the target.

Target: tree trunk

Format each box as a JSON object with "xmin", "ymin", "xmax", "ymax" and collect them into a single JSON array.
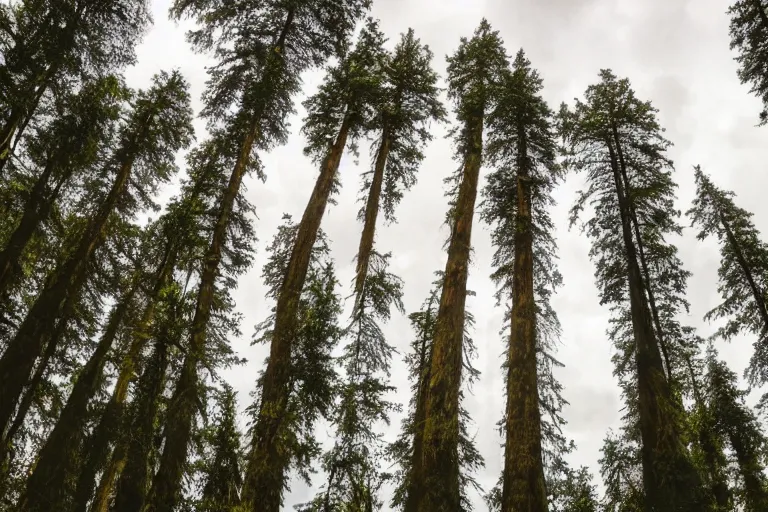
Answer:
[
  {"xmin": 18, "ymin": 279, "xmax": 139, "ymax": 512},
  {"xmin": 0, "ymin": 144, "xmax": 138, "ymax": 435},
  {"xmin": 404, "ymin": 301, "xmax": 435, "ymax": 512},
  {"xmin": 353, "ymin": 127, "xmax": 390, "ymax": 307},
  {"xmin": 606, "ymin": 136, "xmax": 702, "ymax": 512},
  {"xmin": 72, "ymin": 246, "xmax": 175, "ymax": 512},
  {"xmin": 90, "ymin": 447, "xmax": 126, "ymax": 512},
  {"xmin": 729, "ymin": 430, "xmax": 768, "ymax": 511},
  {"xmin": 718, "ymin": 211, "xmax": 768, "ymax": 334},
  {"xmin": 611, "ymin": 123, "xmax": 673, "ymax": 382},
  {"xmin": 415, "ymin": 110, "xmax": 483, "ymax": 511},
  {"xmin": 500, "ymin": 129, "xmax": 547, "ymax": 512},
  {"xmin": 0, "ymin": 155, "xmax": 71, "ymax": 296},
  {"xmin": 242, "ymin": 114, "xmax": 351, "ymax": 512},
  {"xmin": 113, "ymin": 338, "xmax": 170, "ymax": 512}
]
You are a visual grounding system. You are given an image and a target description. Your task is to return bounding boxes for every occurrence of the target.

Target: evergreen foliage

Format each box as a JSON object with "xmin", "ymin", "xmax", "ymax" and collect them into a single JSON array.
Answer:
[{"xmin": 728, "ymin": 0, "xmax": 768, "ymax": 124}]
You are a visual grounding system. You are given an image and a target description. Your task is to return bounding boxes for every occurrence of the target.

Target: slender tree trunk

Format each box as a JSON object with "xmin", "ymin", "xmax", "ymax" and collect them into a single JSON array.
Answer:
[
  {"xmin": 684, "ymin": 357, "xmax": 730, "ymax": 509},
  {"xmin": 729, "ymin": 430, "xmax": 768, "ymax": 511},
  {"xmin": 0, "ymin": 145, "xmax": 138, "ymax": 435},
  {"xmin": 415, "ymin": 110, "xmax": 483, "ymax": 511},
  {"xmin": 501, "ymin": 129, "xmax": 547, "ymax": 512},
  {"xmin": 606, "ymin": 136, "xmax": 702, "ymax": 512},
  {"xmin": 0, "ymin": 156, "xmax": 71, "ymax": 296},
  {"xmin": 242, "ymin": 114, "xmax": 352, "ymax": 512},
  {"xmin": 717, "ymin": 211, "xmax": 768, "ymax": 334},
  {"xmin": 611, "ymin": 123, "xmax": 673, "ymax": 382},
  {"xmin": 91, "ymin": 447, "xmax": 125, "ymax": 512},
  {"xmin": 18, "ymin": 279, "xmax": 139, "ymax": 512},
  {"xmin": 113, "ymin": 338, "xmax": 170, "ymax": 512},
  {"xmin": 404, "ymin": 304, "xmax": 434, "ymax": 512},
  {"xmin": 353, "ymin": 127, "xmax": 390, "ymax": 306}
]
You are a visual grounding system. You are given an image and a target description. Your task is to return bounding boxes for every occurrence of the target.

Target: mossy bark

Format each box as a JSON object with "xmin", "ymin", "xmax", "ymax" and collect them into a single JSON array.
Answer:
[
  {"xmin": 242, "ymin": 114, "xmax": 351, "ymax": 512},
  {"xmin": 500, "ymin": 129, "xmax": 547, "ymax": 512}
]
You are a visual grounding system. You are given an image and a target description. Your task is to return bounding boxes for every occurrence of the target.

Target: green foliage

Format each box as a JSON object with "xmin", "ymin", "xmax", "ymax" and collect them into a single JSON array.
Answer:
[
  {"xmin": 728, "ymin": 0, "xmax": 768, "ymax": 124},
  {"xmin": 599, "ymin": 431, "xmax": 644, "ymax": 512}
]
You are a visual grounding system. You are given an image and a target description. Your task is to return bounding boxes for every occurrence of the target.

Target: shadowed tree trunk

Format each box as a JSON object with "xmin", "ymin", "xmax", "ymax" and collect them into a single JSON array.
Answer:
[
  {"xmin": 500, "ymin": 129, "xmax": 547, "ymax": 512},
  {"xmin": 242, "ymin": 113, "xmax": 351, "ymax": 512},
  {"xmin": 353, "ymin": 127, "xmax": 390, "ymax": 305},
  {"xmin": 414, "ymin": 109, "xmax": 483, "ymax": 510},
  {"xmin": 729, "ymin": 429, "xmax": 768, "ymax": 510},
  {"xmin": 18, "ymin": 277, "xmax": 140, "ymax": 512}
]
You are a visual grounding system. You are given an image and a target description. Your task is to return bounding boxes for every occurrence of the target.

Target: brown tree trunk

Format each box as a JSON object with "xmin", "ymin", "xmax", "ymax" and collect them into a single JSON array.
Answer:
[
  {"xmin": 404, "ymin": 300, "xmax": 435, "ymax": 512},
  {"xmin": 0, "ymin": 143, "xmax": 138, "ymax": 435},
  {"xmin": 91, "ymin": 447, "xmax": 126, "ymax": 512},
  {"xmin": 18, "ymin": 279, "xmax": 139, "ymax": 512},
  {"xmin": 0, "ymin": 156, "xmax": 71, "ymax": 296},
  {"xmin": 500, "ymin": 129, "xmax": 547, "ymax": 512},
  {"xmin": 353, "ymin": 127, "xmax": 390, "ymax": 307},
  {"xmin": 415, "ymin": 110, "xmax": 483, "ymax": 511},
  {"xmin": 606, "ymin": 136, "xmax": 701, "ymax": 512},
  {"xmin": 242, "ymin": 114, "xmax": 351, "ymax": 512},
  {"xmin": 718, "ymin": 211, "xmax": 768, "ymax": 334},
  {"xmin": 114, "ymin": 337, "xmax": 170, "ymax": 512}
]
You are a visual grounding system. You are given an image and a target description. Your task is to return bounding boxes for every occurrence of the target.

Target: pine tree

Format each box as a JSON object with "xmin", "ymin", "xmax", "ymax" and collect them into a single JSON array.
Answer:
[
  {"xmin": 247, "ymin": 215, "xmax": 342, "ymax": 510},
  {"xmin": 480, "ymin": 49, "xmax": 562, "ymax": 512},
  {"xmin": 688, "ymin": 167, "xmax": 768, "ymax": 385},
  {"xmin": 560, "ymin": 70, "xmax": 704, "ymax": 511},
  {"xmin": 0, "ymin": 75, "xmax": 127, "ymax": 296},
  {"xmin": 298, "ymin": 25, "xmax": 444, "ymax": 512},
  {"xmin": 197, "ymin": 385, "xmax": 243, "ymax": 512},
  {"xmin": 148, "ymin": 0, "xmax": 369, "ymax": 507},
  {"xmin": 705, "ymin": 346, "xmax": 768, "ymax": 511},
  {"xmin": 0, "ymin": 70, "xmax": 193, "ymax": 443},
  {"xmin": 389, "ymin": 272, "xmax": 484, "ymax": 511},
  {"xmin": 243, "ymin": 20, "xmax": 385, "ymax": 510},
  {"xmin": 549, "ymin": 466, "xmax": 600, "ymax": 512},
  {"xmin": 728, "ymin": 0, "xmax": 768, "ymax": 124},
  {"xmin": 0, "ymin": 0, "xmax": 150, "ymax": 175},
  {"xmin": 599, "ymin": 431, "xmax": 644, "ymax": 512},
  {"xmin": 407, "ymin": 20, "xmax": 507, "ymax": 510}
]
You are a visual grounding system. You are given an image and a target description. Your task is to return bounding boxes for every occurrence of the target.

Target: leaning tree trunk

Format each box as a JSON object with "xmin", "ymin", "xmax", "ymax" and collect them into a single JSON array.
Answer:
[
  {"xmin": 414, "ymin": 109, "xmax": 483, "ymax": 511},
  {"xmin": 353, "ymin": 127, "xmax": 391, "ymax": 307},
  {"xmin": 113, "ymin": 337, "xmax": 170, "ymax": 512},
  {"xmin": 500, "ymin": 129, "xmax": 547, "ymax": 512},
  {"xmin": 242, "ymin": 113, "xmax": 352, "ymax": 512},
  {"xmin": 606, "ymin": 134, "xmax": 702, "ymax": 512},
  {"xmin": 0, "ymin": 154, "xmax": 73, "ymax": 296},
  {"xmin": 729, "ymin": 429, "xmax": 768, "ymax": 511},
  {"xmin": 18, "ymin": 278, "xmax": 140, "ymax": 512},
  {"xmin": 0, "ymin": 131, "xmax": 141, "ymax": 435}
]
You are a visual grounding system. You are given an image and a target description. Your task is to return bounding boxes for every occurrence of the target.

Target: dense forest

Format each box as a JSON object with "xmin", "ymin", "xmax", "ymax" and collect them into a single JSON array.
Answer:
[{"xmin": 0, "ymin": 0, "xmax": 767, "ymax": 511}]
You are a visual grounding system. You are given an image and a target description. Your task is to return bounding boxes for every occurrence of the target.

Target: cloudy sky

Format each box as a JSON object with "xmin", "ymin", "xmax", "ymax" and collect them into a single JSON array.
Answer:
[{"xmin": 127, "ymin": 0, "xmax": 768, "ymax": 508}]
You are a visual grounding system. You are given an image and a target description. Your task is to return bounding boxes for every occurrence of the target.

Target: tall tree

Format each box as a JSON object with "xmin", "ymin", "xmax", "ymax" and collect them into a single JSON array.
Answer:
[
  {"xmin": 599, "ymin": 431, "xmax": 644, "ymax": 512},
  {"xmin": 560, "ymin": 70, "xmax": 704, "ymax": 511},
  {"xmin": 728, "ymin": 0, "xmax": 768, "ymax": 124},
  {"xmin": 389, "ymin": 273, "xmax": 484, "ymax": 511},
  {"xmin": 480, "ymin": 49, "xmax": 562, "ymax": 512},
  {"xmin": 0, "ymin": 70, "xmax": 193, "ymax": 440},
  {"xmin": 242, "ymin": 20, "xmax": 384, "ymax": 511},
  {"xmin": 705, "ymin": 346, "xmax": 768, "ymax": 511},
  {"xmin": 688, "ymin": 167, "xmax": 768, "ymax": 385},
  {"xmin": 407, "ymin": 20, "xmax": 507, "ymax": 510},
  {"xmin": 0, "ymin": 0, "xmax": 149, "ymax": 175},
  {"xmin": 147, "ymin": 0, "xmax": 369, "ymax": 507}
]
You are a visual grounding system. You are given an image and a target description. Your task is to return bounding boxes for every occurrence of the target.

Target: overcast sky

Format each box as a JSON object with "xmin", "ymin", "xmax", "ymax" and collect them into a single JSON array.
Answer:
[{"xmin": 128, "ymin": 0, "xmax": 768, "ymax": 508}]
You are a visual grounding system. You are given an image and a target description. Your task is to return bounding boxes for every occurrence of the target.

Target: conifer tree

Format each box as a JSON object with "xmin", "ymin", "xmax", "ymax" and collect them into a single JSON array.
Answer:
[
  {"xmin": 728, "ymin": 0, "xmax": 768, "ymax": 124},
  {"xmin": 549, "ymin": 466, "xmax": 599, "ymax": 512},
  {"xmin": 408, "ymin": 20, "xmax": 507, "ymax": 510},
  {"xmin": 705, "ymin": 347, "xmax": 768, "ymax": 511},
  {"xmin": 299, "ymin": 26, "xmax": 444, "ymax": 511},
  {"xmin": 0, "ymin": 70, "xmax": 193, "ymax": 441},
  {"xmin": 389, "ymin": 273, "xmax": 484, "ymax": 511},
  {"xmin": 0, "ymin": 75, "xmax": 127, "ymax": 296},
  {"xmin": 560, "ymin": 70, "xmax": 704, "ymax": 511},
  {"xmin": 243, "ymin": 20, "xmax": 385, "ymax": 510},
  {"xmin": 197, "ymin": 385, "xmax": 243, "ymax": 512},
  {"xmin": 688, "ymin": 167, "xmax": 768, "ymax": 385},
  {"xmin": 599, "ymin": 431, "xmax": 644, "ymax": 512},
  {"xmin": 248, "ymin": 215, "xmax": 342, "ymax": 510},
  {"xmin": 0, "ymin": 0, "xmax": 150, "ymax": 175},
  {"xmin": 480, "ymin": 49, "xmax": 562, "ymax": 512},
  {"xmin": 149, "ymin": 0, "xmax": 369, "ymax": 507}
]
